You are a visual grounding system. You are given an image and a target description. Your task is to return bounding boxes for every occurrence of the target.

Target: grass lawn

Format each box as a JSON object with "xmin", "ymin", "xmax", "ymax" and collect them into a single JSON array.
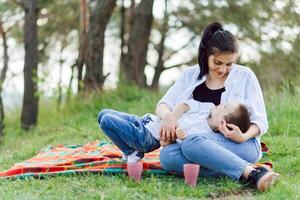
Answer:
[{"xmin": 0, "ymin": 86, "xmax": 299, "ymax": 199}]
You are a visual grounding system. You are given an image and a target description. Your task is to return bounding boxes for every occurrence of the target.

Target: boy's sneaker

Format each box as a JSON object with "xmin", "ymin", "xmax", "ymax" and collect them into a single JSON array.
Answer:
[
  {"xmin": 121, "ymin": 153, "xmax": 128, "ymax": 161},
  {"xmin": 246, "ymin": 167, "xmax": 280, "ymax": 192},
  {"xmin": 127, "ymin": 150, "xmax": 144, "ymax": 163}
]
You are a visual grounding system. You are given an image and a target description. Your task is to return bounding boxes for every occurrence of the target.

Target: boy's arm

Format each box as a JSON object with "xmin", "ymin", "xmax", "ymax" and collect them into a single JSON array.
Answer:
[{"xmin": 176, "ymin": 127, "xmax": 187, "ymax": 140}]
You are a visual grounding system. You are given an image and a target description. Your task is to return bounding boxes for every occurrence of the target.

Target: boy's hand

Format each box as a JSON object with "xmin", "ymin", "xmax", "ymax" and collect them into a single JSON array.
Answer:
[{"xmin": 176, "ymin": 127, "xmax": 187, "ymax": 140}]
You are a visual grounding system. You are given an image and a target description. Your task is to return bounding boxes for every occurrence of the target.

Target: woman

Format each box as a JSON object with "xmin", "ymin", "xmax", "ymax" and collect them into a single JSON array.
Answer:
[{"xmin": 157, "ymin": 22, "xmax": 279, "ymax": 192}]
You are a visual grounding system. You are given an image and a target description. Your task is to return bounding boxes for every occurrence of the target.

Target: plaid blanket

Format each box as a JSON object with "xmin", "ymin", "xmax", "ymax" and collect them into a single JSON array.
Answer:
[
  {"xmin": 0, "ymin": 141, "xmax": 165, "ymax": 179},
  {"xmin": 0, "ymin": 141, "xmax": 271, "ymax": 179}
]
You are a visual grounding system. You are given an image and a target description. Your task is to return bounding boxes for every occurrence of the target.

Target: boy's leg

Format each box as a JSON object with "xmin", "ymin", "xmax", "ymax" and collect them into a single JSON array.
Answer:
[
  {"xmin": 99, "ymin": 110, "xmax": 160, "ymax": 157},
  {"xmin": 98, "ymin": 109, "xmax": 140, "ymax": 125}
]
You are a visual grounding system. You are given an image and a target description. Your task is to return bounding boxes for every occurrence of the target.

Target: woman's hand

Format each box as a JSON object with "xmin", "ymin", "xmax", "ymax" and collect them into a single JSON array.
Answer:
[
  {"xmin": 219, "ymin": 120, "xmax": 248, "ymax": 143},
  {"xmin": 159, "ymin": 113, "xmax": 179, "ymax": 143},
  {"xmin": 160, "ymin": 139, "xmax": 172, "ymax": 147}
]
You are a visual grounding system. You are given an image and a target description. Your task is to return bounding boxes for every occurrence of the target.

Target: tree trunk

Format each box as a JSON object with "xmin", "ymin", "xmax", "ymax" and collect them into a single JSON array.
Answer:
[
  {"xmin": 151, "ymin": 66, "xmax": 164, "ymax": 90},
  {"xmin": 0, "ymin": 18, "xmax": 9, "ymax": 141},
  {"xmin": 118, "ymin": 0, "xmax": 135, "ymax": 85},
  {"xmin": 150, "ymin": 0, "xmax": 168, "ymax": 90},
  {"xmin": 77, "ymin": 0, "xmax": 88, "ymax": 92},
  {"xmin": 124, "ymin": 0, "xmax": 154, "ymax": 87},
  {"xmin": 118, "ymin": 0, "xmax": 126, "ymax": 83},
  {"xmin": 66, "ymin": 63, "xmax": 75, "ymax": 102},
  {"xmin": 57, "ymin": 44, "xmax": 65, "ymax": 110},
  {"xmin": 128, "ymin": 0, "xmax": 135, "ymax": 34},
  {"xmin": 120, "ymin": 0, "xmax": 125, "ymax": 63},
  {"xmin": 84, "ymin": 0, "xmax": 116, "ymax": 90},
  {"xmin": 21, "ymin": 0, "xmax": 39, "ymax": 130}
]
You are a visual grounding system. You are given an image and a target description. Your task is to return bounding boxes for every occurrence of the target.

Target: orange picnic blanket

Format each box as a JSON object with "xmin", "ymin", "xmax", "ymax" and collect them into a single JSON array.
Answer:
[
  {"xmin": 0, "ymin": 141, "xmax": 164, "ymax": 179},
  {"xmin": 0, "ymin": 140, "xmax": 271, "ymax": 179}
]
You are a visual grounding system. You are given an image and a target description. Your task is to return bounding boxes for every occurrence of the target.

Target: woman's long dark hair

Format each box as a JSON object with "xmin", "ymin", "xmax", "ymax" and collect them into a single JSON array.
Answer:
[{"xmin": 198, "ymin": 22, "xmax": 238, "ymax": 79}]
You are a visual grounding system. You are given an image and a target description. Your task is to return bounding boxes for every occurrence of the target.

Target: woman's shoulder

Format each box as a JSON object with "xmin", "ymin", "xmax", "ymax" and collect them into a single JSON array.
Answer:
[
  {"xmin": 181, "ymin": 64, "xmax": 200, "ymax": 78},
  {"xmin": 232, "ymin": 64, "xmax": 257, "ymax": 80},
  {"xmin": 183, "ymin": 64, "xmax": 200, "ymax": 73}
]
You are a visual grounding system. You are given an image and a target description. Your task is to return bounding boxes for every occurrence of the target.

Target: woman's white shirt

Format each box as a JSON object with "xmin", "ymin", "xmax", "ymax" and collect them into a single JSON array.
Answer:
[
  {"xmin": 145, "ymin": 101, "xmax": 215, "ymax": 140},
  {"xmin": 156, "ymin": 64, "xmax": 268, "ymax": 142}
]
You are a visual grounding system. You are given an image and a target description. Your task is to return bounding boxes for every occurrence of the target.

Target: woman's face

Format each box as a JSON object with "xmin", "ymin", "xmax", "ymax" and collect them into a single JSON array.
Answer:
[{"xmin": 208, "ymin": 53, "xmax": 237, "ymax": 78}]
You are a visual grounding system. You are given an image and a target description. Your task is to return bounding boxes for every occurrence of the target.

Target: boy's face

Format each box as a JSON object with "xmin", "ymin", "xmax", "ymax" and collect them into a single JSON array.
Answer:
[{"xmin": 210, "ymin": 102, "xmax": 239, "ymax": 128}]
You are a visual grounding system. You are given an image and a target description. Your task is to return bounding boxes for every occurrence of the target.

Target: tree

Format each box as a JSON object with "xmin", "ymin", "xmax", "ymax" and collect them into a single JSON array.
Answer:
[
  {"xmin": 118, "ymin": 0, "xmax": 135, "ymax": 84},
  {"xmin": 169, "ymin": 0, "xmax": 300, "ymax": 88},
  {"xmin": 123, "ymin": 0, "xmax": 154, "ymax": 87},
  {"xmin": 149, "ymin": 0, "xmax": 169, "ymax": 90},
  {"xmin": 75, "ymin": 0, "xmax": 89, "ymax": 92},
  {"xmin": 21, "ymin": 0, "xmax": 39, "ymax": 130},
  {"xmin": 57, "ymin": 41, "xmax": 66, "ymax": 109},
  {"xmin": 119, "ymin": 0, "xmax": 126, "ymax": 67},
  {"xmin": 84, "ymin": 0, "xmax": 116, "ymax": 90},
  {"xmin": 0, "ymin": 17, "xmax": 9, "ymax": 141}
]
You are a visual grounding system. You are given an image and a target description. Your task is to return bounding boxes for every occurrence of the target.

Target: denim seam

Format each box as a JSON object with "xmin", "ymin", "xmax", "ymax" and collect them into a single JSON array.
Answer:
[
  {"xmin": 101, "ymin": 126, "xmax": 136, "ymax": 155},
  {"xmin": 104, "ymin": 117, "xmax": 139, "ymax": 144},
  {"xmin": 180, "ymin": 135, "xmax": 207, "ymax": 160}
]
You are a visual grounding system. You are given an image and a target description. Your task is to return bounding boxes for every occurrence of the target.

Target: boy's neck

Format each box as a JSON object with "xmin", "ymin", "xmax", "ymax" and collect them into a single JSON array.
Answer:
[{"xmin": 207, "ymin": 117, "xmax": 218, "ymax": 132}]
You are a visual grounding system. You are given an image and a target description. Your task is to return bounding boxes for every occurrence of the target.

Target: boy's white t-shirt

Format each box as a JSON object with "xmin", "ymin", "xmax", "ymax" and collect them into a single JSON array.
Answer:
[{"xmin": 144, "ymin": 101, "xmax": 215, "ymax": 140}]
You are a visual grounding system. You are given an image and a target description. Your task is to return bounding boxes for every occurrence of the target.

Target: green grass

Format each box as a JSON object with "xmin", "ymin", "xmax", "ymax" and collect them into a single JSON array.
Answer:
[{"xmin": 0, "ymin": 85, "xmax": 299, "ymax": 199}]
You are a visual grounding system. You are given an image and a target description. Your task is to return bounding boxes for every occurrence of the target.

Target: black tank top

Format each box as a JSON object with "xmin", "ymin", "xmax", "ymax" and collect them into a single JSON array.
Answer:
[{"xmin": 192, "ymin": 81, "xmax": 225, "ymax": 105}]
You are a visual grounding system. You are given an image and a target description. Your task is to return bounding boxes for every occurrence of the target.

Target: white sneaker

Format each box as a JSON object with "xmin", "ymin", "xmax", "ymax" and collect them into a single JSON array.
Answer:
[
  {"xmin": 121, "ymin": 153, "xmax": 128, "ymax": 161},
  {"xmin": 127, "ymin": 150, "xmax": 143, "ymax": 163}
]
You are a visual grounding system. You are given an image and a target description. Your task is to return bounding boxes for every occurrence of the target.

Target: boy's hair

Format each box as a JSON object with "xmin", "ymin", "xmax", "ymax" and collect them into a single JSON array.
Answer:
[{"xmin": 224, "ymin": 104, "xmax": 251, "ymax": 133}]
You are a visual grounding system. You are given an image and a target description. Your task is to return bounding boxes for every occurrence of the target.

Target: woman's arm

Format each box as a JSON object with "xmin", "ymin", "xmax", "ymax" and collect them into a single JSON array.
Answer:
[
  {"xmin": 156, "ymin": 69, "xmax": 188, "ymax": 110},
  {"xmin": 220, "ymin": 68, "xmax": 268, "ymax": 143},
  {"xmin": 155, "ymin": 103, "xmax": 172, "ymax": 120},
  {"xmin": 245, "ymin": 69, "xmax": 269, "ymax": 135},
  {"xmin": 156, "ymin": 103, "xmax": 177, "ymax": 142},
  {"xmin": 155, "ymin": 68, "xmax": 192, "ymax": 142},
  {"xmin": 243, "ymin": 123, "xmax": 260, "ymax": 140},
  {"xmin": 156, "ymin": 102, "xmax": 189, "ymax": 142},
  {"xmin": 220, "ymin": 122, "xmax": 260, "ymax": 143},
  {"xmin": 172, "ymin": 102, "xmax": 189, "ymax": 118}
]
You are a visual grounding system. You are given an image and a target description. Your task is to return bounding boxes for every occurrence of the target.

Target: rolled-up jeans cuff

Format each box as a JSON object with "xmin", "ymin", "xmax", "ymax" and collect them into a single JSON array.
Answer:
[{"xmin": 236, "ymin": 162, "xmax": 250, "ymax": 181}]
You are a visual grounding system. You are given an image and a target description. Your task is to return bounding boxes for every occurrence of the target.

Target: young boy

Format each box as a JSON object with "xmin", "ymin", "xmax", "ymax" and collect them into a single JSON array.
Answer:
[
  {"xmin": 158, "ymin": 100, "xmax": 251, "ymax": 146},
  {"xmin": 98, "ymin": 100, "xmax": 251, "ymax": 163}
]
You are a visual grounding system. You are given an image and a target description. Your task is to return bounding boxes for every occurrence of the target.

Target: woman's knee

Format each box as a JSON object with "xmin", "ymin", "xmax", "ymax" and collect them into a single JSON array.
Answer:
[
  {"xmin": 181, "ymin": 135, "xmax": 207, "ymax": 156},
  {"xmin": 160, "ymin": 145, "xmax": 180, "ymax": 170},
  {"xmin": 160, "ymin": 147, "xmax": 171, "ymax": 169},
  {"xmin": 240, "ymin": 140, "xmax": 261, "ymax": 163}
]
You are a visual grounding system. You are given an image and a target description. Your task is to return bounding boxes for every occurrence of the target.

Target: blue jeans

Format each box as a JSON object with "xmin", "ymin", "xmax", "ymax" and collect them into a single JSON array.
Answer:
[
  {"xmin": 160, "ymin": 133, "xmax": 260, "ymax": 180},
  {"xmin": 98, "ymin": 109, "xmax": 160, "ymax": 158}
]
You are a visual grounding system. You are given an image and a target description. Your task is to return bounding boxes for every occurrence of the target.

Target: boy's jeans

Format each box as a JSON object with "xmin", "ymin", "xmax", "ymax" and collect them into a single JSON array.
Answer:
[{"xmin": 98, "ymin": 109, "xmax": 160, "ymax": 158}]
